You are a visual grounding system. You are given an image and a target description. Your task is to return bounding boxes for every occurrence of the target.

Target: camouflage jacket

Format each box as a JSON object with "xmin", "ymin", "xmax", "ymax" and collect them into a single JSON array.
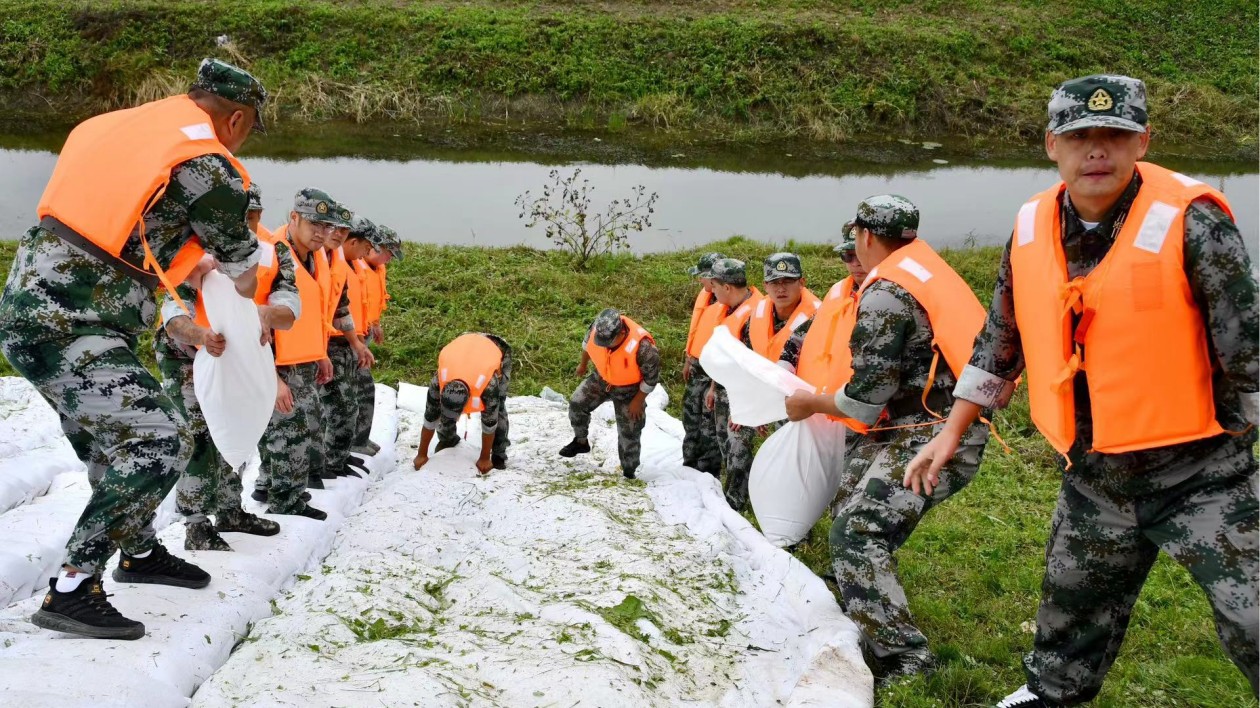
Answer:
[{"xmin": 424, "ymin": 334, "xmax": 512, "ymax": 434}]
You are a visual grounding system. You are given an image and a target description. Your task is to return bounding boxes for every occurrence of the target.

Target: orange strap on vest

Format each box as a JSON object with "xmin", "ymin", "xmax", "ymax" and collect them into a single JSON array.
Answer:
[
  {"xmin": 721, "ymin": 287, "xmax": 765, "ymax": 336},
  {"xmin": 685, "ymin": 289, "xmax": 715, "ymax": 354},
  {"xmin": 1010, "ymin": 161, "xmax": 1234, "ymax": 455},
  {"xmin": 271, "ymin": 239, "xmax": 327, "ymax": 365},
  {"xmin": 437, "ymin": 334, "xmax": 505, "ymax": 414},
  {"xmin": 585, "ymin": 315, "xmax": 654, "ymax": 387},
  {"xmin": 749, "ymin": 288, "xmax": 822, "ymax": 360},
  {"xmin": 36, "ymin": 95, "xmax": 251, "ymax": 314},
  {"xmin": 687, "ymin": 301, "xmax": 730, "ymax": 359}
]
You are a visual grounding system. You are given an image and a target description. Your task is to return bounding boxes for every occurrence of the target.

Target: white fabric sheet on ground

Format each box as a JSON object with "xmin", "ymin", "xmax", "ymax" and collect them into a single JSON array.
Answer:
[
  {"xmin": 699, "ymin": 327, "xmax": 813, "ymax": 427},
  {"xmin": 0, "ymin": 377, "xmax": 84, "ymax": 513},
  {"xmin": 193, "ymin": 386, "xmax": 871, "ymax": 707},
  {"xmin": 0, "ymin": 382, "xmax": 399, "ymax": 708}
]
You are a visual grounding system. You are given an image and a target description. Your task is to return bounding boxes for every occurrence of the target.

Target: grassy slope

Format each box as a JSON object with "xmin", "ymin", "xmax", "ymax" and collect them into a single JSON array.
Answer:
[
  {"xmin": 0, "ymin": 236, "xmax": 1251, "ymax": 706},
  {"xmin": 0, "ymin": 0, "xmax": 1255, "ymax": 154}
]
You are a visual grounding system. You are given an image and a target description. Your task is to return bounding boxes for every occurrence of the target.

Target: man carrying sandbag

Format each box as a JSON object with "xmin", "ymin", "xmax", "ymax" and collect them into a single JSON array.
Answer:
[
  {"xmin": 2, "ymin": 58, "xmax": 267, "ymax": 639},
  {"xmin": 785, "ymin": 196, "xmax": 990, "ymax": 685},
  {"xmin": 155, "ymin": 233, "xmax": 299, "ymax": 549},
  {"xmin": 559, "ymin": 308, "xmax": 661, "ymax": 480},
  {"xmin": 905, "ymin": 75, "xmax": 1258, "ymax": 707},
  {"xmin": 681, "ymin": 252, "xmax": 725, "ymax": 478},
  {"xmin": 413, "ymin": 332, "xmax": 513, "ymax": 476},
  {"xmin": 252, "ymin": 189, "xmax": 348, "ymax": 521}
]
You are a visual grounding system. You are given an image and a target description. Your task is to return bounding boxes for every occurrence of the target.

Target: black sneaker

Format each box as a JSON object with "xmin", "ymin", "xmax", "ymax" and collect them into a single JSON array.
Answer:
[
  {"xmin": 491, "ymin": 455, "xmax": 508, "ymax": 470},
  {"xmin": 184, "ymin": 520, "xmax": 233, "ymax": 551},
  {"xmin": 558, "ymin": 439, "xmax": 591, "ymax": 457},
  {"xmin": 623, "ymin": 469, "xmax": 637, "ymax": 480},
  {"xmin": 268, "ymin": 503, "xmax": 327, "ymax": 521},
  {"xmin": 337, "ymin": 462, "xmax": 365, "ymax": 478},
  {"xmin": 434, "ymin": 437, "xmax": 460, "ymax": 453},
  {"xmin": 995, "ymin": 686, "xmax": 1049, "ymax": 708},
  {"xmin": 112, "ymin": 543, "xmax": 211, "ymax": 589},
  {"xmin": 251, "ymin": 489, "xmax": 310, "ymax": 503},
  {"xmin": 215, "ymin": 508, "xmax": 280, "ymax": 536},
  {"xmin": 875, "ymin": 651, "xmax": 936, "ymax": 688},
  {"xmin": 308, "ymin": 474, "xmax": 326, "ymax": 489},
  {"xmin": 31, "ymin": 576, "xmax": 145, "ymax": 640}
]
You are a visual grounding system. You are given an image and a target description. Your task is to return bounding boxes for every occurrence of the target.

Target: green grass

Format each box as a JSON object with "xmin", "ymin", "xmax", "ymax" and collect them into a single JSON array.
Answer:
[
  {"xmin": 0, "ymin": 0, "xmax": 1254, "ymax": 156},
  {"xmin": 0, "ymin": 234, "xmax": 1252, "ymax": 706}
]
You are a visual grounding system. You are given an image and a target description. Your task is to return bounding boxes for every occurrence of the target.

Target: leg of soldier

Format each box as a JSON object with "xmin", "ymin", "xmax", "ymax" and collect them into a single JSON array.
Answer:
[
  {"xmin": 351, "ymin": 364, "xmax": 375, "ymax": 449},
  {"xmin": 54, "ymin": 407, "xmax": 109, "ymax": 485},
  {"xmin": 568, "ymin": 375, "xmax": 611, "ymax": 442},
  {"xmin": 830, "ymin": 432, "xmax": 884, "ymax": 519},
  {"xmin": 25, "ymin": 344, "xmax": 192, "ymax": 574},
  {"xmin": 435, "ymin": 415, "xmax": 460, "ymax": 451},
  {"xmin": 830, "ymin": 422, "xmax": 988, "ymax": 661},
  {"xmin": 713, "ymin": 386, "xmax": 755, "ymax": 510},
  {"xmin": 610, "ymin": 388, "xmax": 647, "ymax": 477},
  {"xmin": 161, "ymin": 357, "xmax": 219, "ymax": 525},
  {"xmin": 261, "ymin": 363, "xmax": 320, "ymax": 514},
  {"xmin": 492, "ymin": 354, "xmax": 512, "ymax": 462},
  {"xmin": 682, "ymin": 363, "xmax": 722, "ymax": 477},
  {"xmin": 322, "ymin": 339, "xmax": 359, "ymax": 477},
  {"xmin": 215, "ymin": 460, "xmax": 245, "ymax": 514}
]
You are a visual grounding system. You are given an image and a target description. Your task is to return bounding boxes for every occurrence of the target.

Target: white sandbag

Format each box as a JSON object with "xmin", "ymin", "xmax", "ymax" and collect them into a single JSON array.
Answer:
[
  {"xmin": 193, "ymin": 270, "xmax": 278, "ymax": 468},
  {"xmin": 749, "ymin": 415, "xmax": 848, "ymax": 547},
  {"xmin": 699, "ymin": 327, "xmax": 813, "ymax": 427}
]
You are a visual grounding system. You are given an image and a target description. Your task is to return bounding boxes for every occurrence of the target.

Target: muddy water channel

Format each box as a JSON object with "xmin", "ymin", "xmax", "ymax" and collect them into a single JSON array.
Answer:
[{"xmin": 1, "ymin": 126, "xmax": 1254, "ymax": 252}]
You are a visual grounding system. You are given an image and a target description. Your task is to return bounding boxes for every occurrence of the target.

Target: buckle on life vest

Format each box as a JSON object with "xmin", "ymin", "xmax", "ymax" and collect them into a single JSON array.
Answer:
[{"xmin": 1073, "ymin": 307, "xmax": 1096, "ymax": 346}]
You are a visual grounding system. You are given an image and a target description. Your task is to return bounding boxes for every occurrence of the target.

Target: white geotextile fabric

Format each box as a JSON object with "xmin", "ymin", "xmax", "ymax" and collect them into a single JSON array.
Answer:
[
  {"xmin": 194, "ymin": 385, "xmax": 872, "ymax": 707},
  {"xmin": 699, "ymin": 327, "xmax": 813, "ymax": 426},
  {"xmin": 193, "ymin": 270, "xmax": 277, "ymax": 468},
  {"xmin": 0, "ymin": 380, "xmax": 399, "ymax": 707}
]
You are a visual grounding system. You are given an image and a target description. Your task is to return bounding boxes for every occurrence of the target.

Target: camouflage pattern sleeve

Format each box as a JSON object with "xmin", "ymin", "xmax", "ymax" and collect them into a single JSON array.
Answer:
[
  {"xmin": 835, "ymin": 281, "xmax": 917, "ymax": 425},
  {"xmin": 266, "ymin": 241, "xmax": 301, "ymax": 318},
  {"xmin": 178, "ymin": 155, "xmax": 259, "ymax": 276},
  {"xmin": 422, "ymin": 375, "xmax": 442, "ymax": 430},
  {"xmin": 954, "ymin": 237, "xmax": 1022, "ymax": 409},
  {"xmin": 332, "ymin": 281, "xmax": 355, "ymax": 333},
  {"xmin": 1184, "ymin": 197, "xmax": 1260, "ymax": 423},
  {"xmin": 778, "ymin": 318, "xmax": 812, "ymax": 372},
  {"xmin": 637, "ymin": 338, "xmax": 662, "ymax": 393},
  {"xmin": 160, "ymin": 283, "xmax": 199, "ymax": 327},
  {"xmin": 739, "ymin": 319, "xmax": 753, "ymax": 348},
  {"xmin": 479, "ymin": 377, "xmax": 502, "ymax": 434}
]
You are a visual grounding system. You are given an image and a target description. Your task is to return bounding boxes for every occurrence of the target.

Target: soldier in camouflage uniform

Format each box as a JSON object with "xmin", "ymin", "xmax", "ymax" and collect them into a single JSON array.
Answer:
[
  {"xmin": 681, "ymin": 252, "xmax": 725, "ymax": 477},
  {"xmin": 351, "ymin": 225, "xmax": 400, "ymax": 458},
  {"xmin": 786, "ymin": 196, "xmax": 991, "ymax": 684},
  {"xmin": 905, "ymin": 76, "xmax": 1259, "ymax": 707},
  {"xmin": 254, "ymin": 189, "xmax": 352, "ymax": 521},
  {"xmin": 413, "ymin": 333, "xmax": 513, "ymax": 474},
  {"xmin": 560, "ymin": 308, "xmax": 662, "ymax": 479},
  {"xmin": 0, "ymin": 59, "xmax": 267, "ymax": 639}
]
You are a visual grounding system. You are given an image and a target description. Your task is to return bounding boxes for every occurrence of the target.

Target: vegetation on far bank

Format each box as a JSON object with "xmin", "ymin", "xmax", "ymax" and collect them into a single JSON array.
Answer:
[
  {"xmin": 0, "ymin": 236, "xmax": 1252, "ymax": 706},
  {"xmin": 0, "ymin": 0, "xmax": 1255, "ymax": 157}
]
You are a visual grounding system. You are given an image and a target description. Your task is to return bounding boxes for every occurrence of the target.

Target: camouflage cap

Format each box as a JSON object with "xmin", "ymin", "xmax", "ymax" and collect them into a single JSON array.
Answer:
[
  {"xmin": 246, "ymin": 182, "xmax": 263, "ymax": 211},
  {"xmin": 192, "ymin": 58, "xmax": 268, "ymax": 133},
  {"xmin": 1048, "ymin": 74, "xmax": 1148, "ymax": 135},
  {"xmin": 709, "ymin": 258, "xmax": 747, "ymax": 285},
  {"xmin": 376, "ymin": 224, "xmax": 404, "ymax": 259},
  {"xmin": 592, "ymin": 307, "xmax": 627, "ymax": 348},
  {"xmin": 833, "ymin": 220, "xmax": 858, "ymax": 253},
  {"xmin": 292, "ymin": 188, "xmax": 353, "ymax": 228},
  {"xmin": 687, "ymin": 252, "xmax": 726, "ymax": 277},
  {"xmin": 854, "ymin": 195, "xmax": 919, "ymax": 240},
  {"xmin": 763, "ymin": 252, "xmax": 803, "ymax": 282},
  {"xmin": 438, "ymin": 380, "xmax": 470, "ymax": 419},
  {"xmin": 348, "ymin": 214, "xmax": 380, "ymax": 244}
]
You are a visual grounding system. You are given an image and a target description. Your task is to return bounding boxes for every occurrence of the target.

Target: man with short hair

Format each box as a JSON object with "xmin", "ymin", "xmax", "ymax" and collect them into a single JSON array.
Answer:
[
  {"xmin": 560, "ymin": 308, "xmax": 661, "ymax": 479},
  {"xmin": 905, "ymin": 75, "xmax": 1259, "ymax": 707},
  {"xmin": 785, "ymin": 196, "xmax": 990, "ymax": 684},
  {"xmin": 413, "ymin": 332, "xmax": 513, "ymax": 475},
  {"xmin": 742, "ymin": 252, "xmax": 820, "ymax": 362},
  {"xmin": 681, "ymin": 252, "xmax": 725, "ymax": 477},
  {"xmin": 6, "ymin": 58, "xmax": 267, "ymax": 639}
]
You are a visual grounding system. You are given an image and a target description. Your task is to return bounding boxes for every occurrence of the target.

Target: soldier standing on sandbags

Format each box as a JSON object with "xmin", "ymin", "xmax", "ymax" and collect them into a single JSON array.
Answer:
[
  {"xmin": 785, "ymin": 196, "xmax": 990, "ymax": 685},
  {"xmin": 350, "ymin": 224, "xmax": 402, "ymax": 458},
  {"xmin": 1, "ymin": 59, "xmax": 267, "ymax": 639},
  {"xmin": 413, "ymin": 333, "xmax": 513, "ymax": 475},
  {"xmin": 560, "ymin": 308, "xmax": 661, "ymax": 479},
  {"xmin": 681, "ymin": 252, "xmax": 725, "ymax": 478},
  {"xmin": 904, "ymin": 75, "xmax": 1259, "ymax": 708}
]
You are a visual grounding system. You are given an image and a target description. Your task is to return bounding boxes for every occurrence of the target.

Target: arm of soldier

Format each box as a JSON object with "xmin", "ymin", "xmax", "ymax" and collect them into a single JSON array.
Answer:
[
  {"xmin": 576, "ymin": 327, "xmax": 593, "ymax": 377},
  {"xmin": 628, "ymin": 339, "xmax": 661, "ymax": 421},
  {"xmin": 181, "ymin": 155, "xmax": 260, "ymax": 297},
  {"xmin": 777, "ymin": 318, "xmax": 812, "ymax": 374},
  {"xmin": 476, "ymin": 387, "xmax": 499, "ymax": 473},
  {"xmin": 907, "ymin": 240, "xmax": 1025, "ymax": 495},
  {"xmin": 739, "ymin": 320, "xmax": 753, "ymax": 348},
  {"xmin": 261, "ymin": 241, "xmax": 300, "ymax": 333},
  {"xmin": 161, "ymin": 285, "xmax": 227, "ymax": 356},
  {"xmin": 333, "ymin": 286, "xmax": 375, "ymax": 369},
  {"xmin": 414, "ymin": 377, "xmax": 443, "ymax": 470},
  {"xmin": 1184, "ymin": 198, "xmax": 1260, "ymax": 425}
]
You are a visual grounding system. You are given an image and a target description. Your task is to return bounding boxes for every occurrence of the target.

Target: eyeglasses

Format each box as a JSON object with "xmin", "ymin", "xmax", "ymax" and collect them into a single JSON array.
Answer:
[
  {"xmin": 838, "ymin": 251, "xmax": 859, "ymax": 264},
  {"xmin": 301, "ymin": 217, "xmax": 336, "ymax": 235}
]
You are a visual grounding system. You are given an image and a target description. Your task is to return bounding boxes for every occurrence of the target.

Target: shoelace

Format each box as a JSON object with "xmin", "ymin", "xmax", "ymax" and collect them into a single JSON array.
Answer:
[{"xmin": 84, "ymin": 590, "xmax": 124, "ymax": 618}]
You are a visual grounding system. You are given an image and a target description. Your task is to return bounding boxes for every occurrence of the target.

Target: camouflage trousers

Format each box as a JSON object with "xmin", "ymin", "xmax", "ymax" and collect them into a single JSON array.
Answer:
[
  {"xmin": 1025, "ymin": 436, "xmax": 1259, "ymax": 704},
  {"xmin": 322, "ymin": 337, "xmax": 360, "ymax": 475},
  {"xmin": 681, "ymin": 358, "xmax": 722, "ymax": 477},
  {"xmin": 830, "ymin": 418, "xmax": 989, "ymax": 660},
  {"xmin": 4, "ymin": 339, "xmax": 192, "ymax": 574},
  {"xmin": 569, "ymin": 374, "xmax": 646, "ymax": 476},
  {"xmin": 712, "ymin": 385, "xmax": 757, "ymax": 511},
  {"xmin": 258, "ymin": 362, "xmax": 324, "ymax": 513},
  {"xmin": 351, "ymin": 362, "xmax": 375, "ymax": 449},
  {"xmin": 156, "ymin": 354, "xmax": 243, "ymax": 523}
]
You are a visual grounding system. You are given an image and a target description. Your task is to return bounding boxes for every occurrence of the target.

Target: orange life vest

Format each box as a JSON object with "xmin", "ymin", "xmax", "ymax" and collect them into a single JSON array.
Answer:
[
  {"xmin": 685, "ymin": 289, "xmax": 716, "ymax": 355},
  {"xmin": 316, "ymin": 248, "xmax": 339, "ymax": 339},
  {"xmin": 687, "ymin": 301, "xmax": 729, "ymax": 359},
  {"xmin": 354, "ymin": 259, "xmax": 377, "ymax": 330},
  {"xmin": 361, "ymin": 263, "xmax": 384, "ymax": 325},
  {"xmin": 584, "ymin": 315, "xmax": 655, "ymax": 387},
  {"xmin": 263, "ymin": 238, "xmax": 326, "ymax": 365},
  {"xmin": 254, "ymin": 224, "xmax": 272, "ymax": 242},
  {"xmin": 796, "ymin": 277, "xmax": 860, "ymax": 397},
  {"xmin": 437, "ymin": 333, "xmax": 505, "ymax": 414},
  {"xmin": 722, "ymin": 288, "xmax": 766, "ymax": 337},
  {"xmin": 1009, "ymin": 161, "xmax": 1232, "ymax": 455},
  {"xmin": 36, "ymin": 95, "xmax": 252, "ymax": 309},
  {"xmin": 265, "ymin": 223, "xmax": 287, "ymax": 244},
  {"xmin": 749, "ymin": 288, "xmax": 822, "ymax": 360},
  {"xmin": 343, "ymin": 254, "xmax": 369, "ymax": 337}
]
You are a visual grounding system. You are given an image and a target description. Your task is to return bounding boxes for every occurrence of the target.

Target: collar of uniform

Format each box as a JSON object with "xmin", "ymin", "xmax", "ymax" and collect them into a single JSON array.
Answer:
[{"xmin": 1061, "ymin": 170, "xmax": 1143, "ymax": 242}]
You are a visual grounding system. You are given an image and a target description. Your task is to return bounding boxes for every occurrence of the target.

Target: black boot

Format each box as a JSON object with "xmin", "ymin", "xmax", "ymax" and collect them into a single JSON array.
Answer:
[
  {"xmin": 558, "ymin": 438, "xmax": 591, "ymax": 457},
  {"xmin": 112, "ymin": 543, "xmax": 211, "ymax": 589},
  {"xmin": 875, "ymin": 650, "xmax": 936, "ymax": 688},
  {"xmin": 308, "ymin": 474, "xmax": 326, "ymax": 489},
  {"xmin": 251, "ymin": 489, "xmax": 309, "ymax": 503},
  {"xmin": 491, "ymin": 454, "xmax": 508, "ymax": 470},
  {"xmin": 623, "ymin": 468, "xmax": 637, "ymax": 480},
  {"xmin": 215, "ymin": 508, "xmax": 280, "ymax": 536},
  {"xmin": 30, "ymin": 576, "xmax": 145, "ymax": 640},
  {"xmin": 184, "ymin": 520, "xmax": 233, "ymax": 551},
  {"xmin": 267, "ymin": 503, "xmax": 327, "ymax": 521},
  {"xmin": 434, "ymin": 437, "xmax": 460, "ymax": 453},
  {"xmin": 337, "ymin": 462, "xmax": 366, "ymax": 478}
]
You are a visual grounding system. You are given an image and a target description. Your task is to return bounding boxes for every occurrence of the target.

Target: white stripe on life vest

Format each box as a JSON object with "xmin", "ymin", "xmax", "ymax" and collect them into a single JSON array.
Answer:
[
  {"xmin": 1016, "ymin": 199, "xmax": 1039, "ymax": 246},
  {"xmin": 1134, "ymin": 200, "xmax": 1180, "ymax": 254},
  {"xmin": 898, "ymin": 257, "xmax": 933, "ymax": 283},
  {"xmin": 790, "ymin": 313, "xmax": 809, "ymax": 330},
  {"xmin": 625, "ymin": 338, "xmax": 639, "ymax": 354},
  {"xmin": 1170, "ymin": 172, "xmax": 1203, "ymax": 188},
  {"xmin": 474, "ymin": 374, "xmax": 486, "ymax": 389},
  {"xmin": 179, "ymin": 123, "xmax": 216, "ymax": 140},
  {"xmin": 470, "ymin": 397, "xmax": 482, "ymax": 408},
  {"xmin": 755, "ymin": 299, "xmax": 768, "ymax": 318},
  {"xmin": 258, "ymin": 241, "xmax": 276, "ymax": 268},
  {"xmin": 439, "ymin": 368, "xmax": 448, "ymax": 383}
]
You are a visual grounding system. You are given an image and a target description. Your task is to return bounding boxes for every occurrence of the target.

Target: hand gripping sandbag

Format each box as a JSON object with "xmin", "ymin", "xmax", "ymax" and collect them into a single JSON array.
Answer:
[
  {"xmin": 699, "ymin": 327, "xmax": 813, "ymax": 427},
  {"xmin": 749, "ymin": 415, "xmax": 847, "ymax": 547},
  {"xmin": 193, "ymin": 270, "xmax": 278, "ymax": 468}
]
